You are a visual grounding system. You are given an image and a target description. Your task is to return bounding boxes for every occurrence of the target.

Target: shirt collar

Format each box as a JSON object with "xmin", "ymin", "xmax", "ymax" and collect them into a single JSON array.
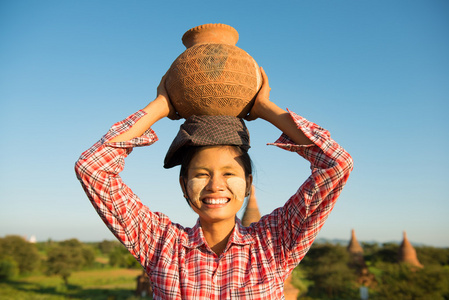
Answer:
[
  {"xmin": 181, "ymin": 218, "xmax": 255, "ymax": 249},
  {"xmin": 229, "ymin": 218, "xmax": 255, "ymax": 246},
  {"xmin": 182, "ymin": 219, "xmax": 206, "ymax": 249}
]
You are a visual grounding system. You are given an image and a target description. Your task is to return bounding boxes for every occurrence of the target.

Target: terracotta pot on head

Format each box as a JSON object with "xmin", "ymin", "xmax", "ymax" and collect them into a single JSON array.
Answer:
[{"xmin": 166, "ymin": 23, "xmax": 262, "ymax": 118}]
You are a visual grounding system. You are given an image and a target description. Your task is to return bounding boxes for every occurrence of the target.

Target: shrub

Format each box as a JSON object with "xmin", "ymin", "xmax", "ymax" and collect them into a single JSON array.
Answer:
[
  {"xmin": 45, "ymin": 238, "xmax": 96, "ymax": 285},
  {"xmin": 0, "ymin": 256, "xmax": 19, "ymax": 280},
  {"xmin": 108, "ymin": 244, "xmax": 141, "ymax": 269},
  {"xmin": 301, "ymin": 243, "xmax": 359, "ymax": 299},
  {"xmin": 372, "ymin": 262, "xmax": 449, "ymax": 299},
  {"xmin": 0, "ymin": 235, "xmax": 40, "ymax": 275}
]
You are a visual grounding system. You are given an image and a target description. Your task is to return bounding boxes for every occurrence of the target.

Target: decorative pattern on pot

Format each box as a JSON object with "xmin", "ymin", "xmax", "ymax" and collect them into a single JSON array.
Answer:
[{"xmin": 166, "ymin": 23, "xmax": 262, "ymax": 118}]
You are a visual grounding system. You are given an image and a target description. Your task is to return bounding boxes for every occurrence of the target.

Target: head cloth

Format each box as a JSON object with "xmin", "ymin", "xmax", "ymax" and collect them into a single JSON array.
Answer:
[{"xmin": 164, "ymin": 115, "xmax": 250, "ymax": 169}]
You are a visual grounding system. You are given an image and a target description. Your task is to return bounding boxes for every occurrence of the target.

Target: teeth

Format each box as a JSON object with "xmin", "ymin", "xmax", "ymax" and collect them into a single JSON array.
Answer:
[{"xmin": 203, "ymin": 198, "xmax": 228, "ymax": 205}]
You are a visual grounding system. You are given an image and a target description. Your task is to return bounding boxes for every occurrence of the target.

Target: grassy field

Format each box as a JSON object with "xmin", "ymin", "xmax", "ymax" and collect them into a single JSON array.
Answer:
[{"xmin": 0, "ymin": 268, "xmax": 148, "ymax": 300}]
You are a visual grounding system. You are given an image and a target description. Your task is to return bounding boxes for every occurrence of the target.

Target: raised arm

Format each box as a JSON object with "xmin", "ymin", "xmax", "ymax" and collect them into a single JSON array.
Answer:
[
  {"xmin": 74, "ymin": 73, "xmax": 180, "ymax": 271},
  {"xmin": 246, "ymin": 67, "xmax": 354, "ymax": 277}
]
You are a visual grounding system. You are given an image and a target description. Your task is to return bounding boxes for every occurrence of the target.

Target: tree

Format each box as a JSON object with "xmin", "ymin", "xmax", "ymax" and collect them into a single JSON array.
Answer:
[
  {"xmin": 108, "ymin": 243, "xmax": 141, "ymax": 269},
  {"xmin": 0, "ymin": 256, "xmax": 19, "ymax": 280},
  {"xmin": 415, "ymin": 246, "xmax": 449, "ymax": 266},
  {"xmin": 98, "ymin": 240, "xmax": 121, "ymax": 255},
  {"xmin": 372, "ymin": 262, "xmax": 449, "ymax": 299},
  {"xmin": 301, "ymin": 243, "xmax": 359, "ymax": 299},
  {"xmin": 290, "ymin": 266, "xmax": 312, "ymax": 298},
  {"xmin": 45, "ymin": 239, "xmax": 95, "ymax": 286},
  {"xmin": 0, "ymin": 235, "xmax": 40, "ymax": 275},
  {"xmin": 368, "ymin": 242, "xmax": 399, "ymax": 264}
]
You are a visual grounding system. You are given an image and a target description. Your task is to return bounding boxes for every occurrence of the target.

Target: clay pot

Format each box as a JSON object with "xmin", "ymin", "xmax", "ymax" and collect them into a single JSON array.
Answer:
[{"xmin": 166, "ymin": 24, "xmax": 262, "ymax": 118}]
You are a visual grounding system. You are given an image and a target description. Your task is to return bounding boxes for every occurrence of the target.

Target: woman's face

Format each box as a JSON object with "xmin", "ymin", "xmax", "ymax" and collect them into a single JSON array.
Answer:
[{"xmin": 181, "ymin": 146, "xmax": 252, "ymax": 226}]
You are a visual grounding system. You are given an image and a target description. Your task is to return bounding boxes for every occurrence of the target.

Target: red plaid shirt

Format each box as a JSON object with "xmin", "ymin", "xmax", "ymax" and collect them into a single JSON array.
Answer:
[{"xmin": 75, "ymin": 109, "xmax": 353, "ymax": 299}]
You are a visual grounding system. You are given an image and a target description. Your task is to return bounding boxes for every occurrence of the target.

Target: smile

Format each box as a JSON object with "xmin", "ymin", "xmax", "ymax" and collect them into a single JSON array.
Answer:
[{"xmin": 202, "ymin": 198, "xmax": 230, "ymax": 205}]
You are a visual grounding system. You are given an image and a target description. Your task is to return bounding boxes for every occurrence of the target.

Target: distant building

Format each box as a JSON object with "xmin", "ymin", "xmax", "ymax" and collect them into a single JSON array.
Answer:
[
  {"xmin": 241, "ymin": 185, "xmax": 261, "ymax": 227},
  {"xmin": 346, "ymin": 229, "xmax": 375, "ymax": 288},
  {"xmin": 29, "ymin": 235, "xmax": 37, "ymax": 243},
  {"xmin": 347, "ymin": 229, "xmax": 364, "ymax": 260},
  {"xmin": 398, "ymin": 231, "xmax": 423, "ymax": 268}
]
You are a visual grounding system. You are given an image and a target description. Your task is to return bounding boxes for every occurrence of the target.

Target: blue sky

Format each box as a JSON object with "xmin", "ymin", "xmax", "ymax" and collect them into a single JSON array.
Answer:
[{"xmin": 1, "ymin": 0, "xmax": 448, "ymax": 247}]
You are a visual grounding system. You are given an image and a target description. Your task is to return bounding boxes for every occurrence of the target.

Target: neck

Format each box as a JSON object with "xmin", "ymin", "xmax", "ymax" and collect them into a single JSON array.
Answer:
[{"xmin": 200, "ymin": 217, "xmax": 236, "ymax": 256}]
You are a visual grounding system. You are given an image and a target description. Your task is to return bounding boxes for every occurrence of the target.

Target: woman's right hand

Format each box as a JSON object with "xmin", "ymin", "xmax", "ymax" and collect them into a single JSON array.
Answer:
[{"xmin": 154, "ymin": 73, "xmax": 180, "ymax": 121}]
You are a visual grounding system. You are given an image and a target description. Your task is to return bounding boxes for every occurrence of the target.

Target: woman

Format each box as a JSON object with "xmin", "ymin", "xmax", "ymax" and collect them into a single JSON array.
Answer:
[{"xmin": 75, "ymin": 68, "xmax": 353, "ymax": 299}]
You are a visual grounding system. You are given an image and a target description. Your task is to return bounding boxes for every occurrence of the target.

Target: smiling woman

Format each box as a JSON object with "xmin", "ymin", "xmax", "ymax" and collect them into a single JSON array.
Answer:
[
  {"xmin": 181, "ymin": 146, "xmax": 252, "ymax": 254},
  {"xmin": 74, "ymin": 67, "xmax": 353, "ymax": 299}
]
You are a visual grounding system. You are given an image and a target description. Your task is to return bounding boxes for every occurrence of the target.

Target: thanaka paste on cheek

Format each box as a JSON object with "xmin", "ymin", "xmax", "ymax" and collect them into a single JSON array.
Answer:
[
  {"xmin": 226, "ymin": 177, "xmax": 247, "ymax": 202},
  {"xmin": 187, "ymin": 178, "xmax": 207, "ymax": 202},
  {"xmin": 187, "ymin": 177, "xmax": 247, "ymax": 203}
]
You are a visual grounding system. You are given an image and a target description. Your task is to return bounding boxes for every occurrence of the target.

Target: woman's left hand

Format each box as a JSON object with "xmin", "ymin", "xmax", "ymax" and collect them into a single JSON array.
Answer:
[{"xmin": 245, "ymin": 67, "xmax": 272, "ymax": 121}]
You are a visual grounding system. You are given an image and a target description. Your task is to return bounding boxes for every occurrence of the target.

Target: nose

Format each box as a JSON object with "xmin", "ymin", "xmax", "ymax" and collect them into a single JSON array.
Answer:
[{"xmin": 206, "ymin": 174, "xmax": 226, "ymax": 192}]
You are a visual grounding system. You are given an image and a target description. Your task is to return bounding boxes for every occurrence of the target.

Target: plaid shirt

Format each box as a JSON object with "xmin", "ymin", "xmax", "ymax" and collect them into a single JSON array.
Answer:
[{"xmin": 75, "ymin": 109, "xmax": 353, "ymax": 299}]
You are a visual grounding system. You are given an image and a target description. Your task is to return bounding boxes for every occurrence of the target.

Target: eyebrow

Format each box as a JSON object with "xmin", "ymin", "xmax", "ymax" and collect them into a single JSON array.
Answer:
[{"xmin": 189, "ymin": 165, "xmax": 240, "ymax": 172}]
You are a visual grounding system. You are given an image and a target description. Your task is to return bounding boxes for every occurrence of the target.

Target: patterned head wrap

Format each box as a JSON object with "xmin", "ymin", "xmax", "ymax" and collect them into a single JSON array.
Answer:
[{"xmin": 164, "ymin": 115, "xmax": 250, "ymax": 169}]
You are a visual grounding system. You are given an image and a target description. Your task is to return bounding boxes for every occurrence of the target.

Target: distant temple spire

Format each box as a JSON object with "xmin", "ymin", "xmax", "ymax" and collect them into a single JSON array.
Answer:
[
  {"xmin": 241, "ymin": 186, "xmax": 261, "ymax": 227},
  {"xmin": 346, "ymin": 229, "xmax": 365, "ymax": 269},
  {"xmin": 347, "ymin": 229, "xmax": 364, "ymax": 255},
  {"xmin": 398, "ymin": 231, "xmax": 423, "ymax": 268},
  {"xmin": 346, "ymin": 229, "xmax": 375, "ymax": 287}
]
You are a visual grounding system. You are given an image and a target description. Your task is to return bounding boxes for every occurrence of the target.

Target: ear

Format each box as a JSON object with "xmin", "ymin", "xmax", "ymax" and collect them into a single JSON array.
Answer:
[{"xmin": 245, "ymin": 175, "xmax": 253, "ymax": 196}]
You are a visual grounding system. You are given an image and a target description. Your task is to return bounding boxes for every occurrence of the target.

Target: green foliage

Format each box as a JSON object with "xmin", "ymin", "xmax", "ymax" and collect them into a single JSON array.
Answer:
[
  {"xmin": 300, "ymin": 243, "xmax": 359, "ymax": 299},
  {"xmin": 45, "ymin": 238, "xmax": 96, "ymax": 285},
  {"xmin": 108, "ymin": 243, "xmax": 141, "ymax": 269},
  {"xmin": 0, "ymin": 256, "xmax": 19, "ymax": 280},
  {"xmin": 371, "ymin": 262, "xmax": 449, "ymax": 300},
  {"xmin": 45, "ymin": 245, "xmax": 83, "ymax": 285},
  {"xmin": 290, "ymin": 267, "xmax": 312, "ymax": 297},
  {"xmin": 0, "ymin": 268, "xmax": 145, "ymax": 299},
  {"xmin": 35, "ymin": 239, "xmax": 56, "ymax": 254},
  {"xmin": 366, "ymin": 242, "xmax": 399, "ymax": 264},
  {"xmin": 98, "ymin": 239, "xmax": 121, "ymax": 255},
  {"xmin": 415, "ymin": 246, "xmax": 449, "ymax": 266},
  {"xmin": 0, "ymin": 235, "xmax": 41, "ymax": 275}
]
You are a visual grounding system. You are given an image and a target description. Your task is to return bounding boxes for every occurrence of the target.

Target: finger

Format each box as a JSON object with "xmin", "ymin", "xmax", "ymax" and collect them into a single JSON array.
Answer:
[
  {"xmin": 169, "ymin": 114, "xmax": 181, "ymax": 121},
  {"xmin": 244, "ymin": 112, "xmax": 257, "ymax": 121},
  {"xmin": 160, "ymin": 70, "xmax": 170, "ymax": 86},
  {"xmin": 260, "ymin": 67, "xmax": 269, "ymax": 86},
  {"xmin": 250, "ymin": 185, "xmax": 256, "ymax": 197}
]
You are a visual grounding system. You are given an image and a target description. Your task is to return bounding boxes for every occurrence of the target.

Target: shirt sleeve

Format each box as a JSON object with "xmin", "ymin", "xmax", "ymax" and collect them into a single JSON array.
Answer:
[
  {"xmin": 256, "ymin": 109, "xmax": 354, "ymax": 277},
  {"xmin": 74, "ymin": 110, "xmax": 178, "ymax": 271}
]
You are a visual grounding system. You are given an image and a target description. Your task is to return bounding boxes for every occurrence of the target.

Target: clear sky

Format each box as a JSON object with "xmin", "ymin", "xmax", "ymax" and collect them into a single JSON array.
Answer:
[{"xmin": 1, "ymin": 0, "xmax": 448, "ymax": 247}]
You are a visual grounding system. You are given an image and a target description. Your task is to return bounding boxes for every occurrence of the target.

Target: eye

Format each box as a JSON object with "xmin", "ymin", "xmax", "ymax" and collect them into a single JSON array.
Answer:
[
  {"xmin": 224, "ymin": 172, "xmax": 235, "ymax": 176},
  {"xmin": 194, "ymin": 172, "xmax": 209, "ymax": 178}
]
